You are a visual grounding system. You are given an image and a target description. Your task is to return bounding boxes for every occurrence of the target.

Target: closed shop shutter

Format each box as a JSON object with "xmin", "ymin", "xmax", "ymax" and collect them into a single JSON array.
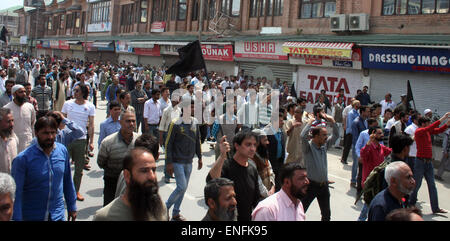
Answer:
[
  {"xmin": 119, "ymin": 54, "xmax": 138, "ymax": 65},
  {"xmin": 139, "ymin": 56, "xmax": 163, "ymax": 67},
  {"xmin": 62, "ymin": 50, "xmax": 72, "ymax": 59},
  {"xmin": 205, "ymin": 60, "xmax": 235, "ymax": 77},
  {"xmin": 370, "ymin": 69, "xmax": 450, "ymax": 117},
  {"xmin": 100, "ymin": 52, "xmax": 118, "ymax": 64},
  {"xmin": 239, "ymin": 62, "xmax": 294, "ymax": 85},
  {"xmin": 53, "ymin": 49, "xmax": 62, "ymax": 57},
  {"xmin": 72, "ymin": 50, "xmax": 85, "ymax": 60}
]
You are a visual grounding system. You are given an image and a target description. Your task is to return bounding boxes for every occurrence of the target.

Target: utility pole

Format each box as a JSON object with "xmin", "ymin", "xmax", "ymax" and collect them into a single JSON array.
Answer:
[
  {"xmin": 198, "ymin": 0, "xmax": 204, "ymax": 42},
  {"xmin": 84, "ymin": 1, "xmax": 90, "ymax": 62}
]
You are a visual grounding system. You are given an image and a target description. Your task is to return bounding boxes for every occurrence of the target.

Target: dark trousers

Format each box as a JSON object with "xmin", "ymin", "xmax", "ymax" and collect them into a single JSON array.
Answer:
[
  {"xmin": 135, "ymin": 114, "xmax": 145, "ymax": 134},
  {"xmin": 356, "ymin": 163, "xmax": 363, "ymax": 194},
  {"xmin": 103, "ymin": 176, "xmax": 119, "ymax": 207},
  {"xmin": 301, "ymin": 180, "xmax": 331, "ymax": 221},
  {"xmin": 341, "ymin": 132, "xmax": 353, "ymax": 162}
]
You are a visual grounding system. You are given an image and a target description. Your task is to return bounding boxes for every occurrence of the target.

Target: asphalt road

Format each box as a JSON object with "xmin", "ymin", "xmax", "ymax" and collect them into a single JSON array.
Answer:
[{"xmin": 73, "ymin": 98, "xmax": 450, "ymax": 221}]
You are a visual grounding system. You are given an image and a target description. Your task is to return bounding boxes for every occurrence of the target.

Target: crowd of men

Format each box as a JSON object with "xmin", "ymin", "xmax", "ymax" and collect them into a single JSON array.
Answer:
[{"xmin": 0, "ymin": 51, "xmax": 449, "ymax": 222}]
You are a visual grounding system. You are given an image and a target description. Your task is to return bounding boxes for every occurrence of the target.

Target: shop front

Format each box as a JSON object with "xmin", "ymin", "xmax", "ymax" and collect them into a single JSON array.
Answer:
[{"xmin": 362, "ymin": 46, "xmax": 450, "ymax": 116}]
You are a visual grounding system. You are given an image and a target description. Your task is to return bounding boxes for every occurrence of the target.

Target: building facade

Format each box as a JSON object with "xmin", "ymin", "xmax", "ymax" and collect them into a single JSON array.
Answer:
[{"xmin": 14, "ymin": 0, "xmax": 450, "ymax": 115}]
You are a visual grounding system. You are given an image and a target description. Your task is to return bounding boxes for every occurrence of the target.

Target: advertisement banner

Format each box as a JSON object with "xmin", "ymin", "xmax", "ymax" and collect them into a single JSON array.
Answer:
[
  {"xmin": 87, "ymin": 22, "xmax": 112, "ymax": 32},
  {"xmin": 20, "ymin": 36, "xmax": 28, "ymax": 45},
  {"xmin": 235, "ymin": 41, "xmax": 288, "ymax": 60},
  {"xmin": 362, "ymin": 47, "xmax": 450, "ymax": 73},
  {"xmin": 42, "ymin": 40, "xmax": 50, "ymax": 48},
  {"xmin": 296, "ymin": 66, "xmax": 362, "ymax": 110},
  {"xmin": 290, "ymin": 48, "xmax": 362, "ymax": 69},
  {"xmin": 151, "ymin": 22, "xmax": 166, "ymax": 32},
  {"xmin": 135, "ymin": 45, "xmax": 161, "ymax": 56},
  {"xmin": 284, "ymin": 46, "xmax": 352, "ymax": 58},
  {"xmin": 50, "ymin": 40, "xmax": 59, "ymax": 49},
  {"xmin": 83, "ymin": 42, "xmax": 97, "ymax": 52},
  {"xmin": 59, "ymin": 40, "xmax": 70, "ymax": 50},
  {"xmin": 201, "ymin": 44, "xmax": 233, "ymax": 61},
  {"xmin": 116, "ymin": 41, "xmax": 133, "ymax": 53}
]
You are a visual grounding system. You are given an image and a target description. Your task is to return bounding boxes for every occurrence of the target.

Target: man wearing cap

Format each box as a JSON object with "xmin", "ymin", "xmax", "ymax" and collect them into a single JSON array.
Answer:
[
  {"xmin": 4, "ymin": 85, "xmax": 36, "ymax": 153},
  {"xmin": 424, "ymin": 109, "xmax": 433, "ymax": 119}
]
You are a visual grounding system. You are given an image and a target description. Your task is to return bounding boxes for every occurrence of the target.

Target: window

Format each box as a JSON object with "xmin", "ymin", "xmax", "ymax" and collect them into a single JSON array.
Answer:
[
  {"xmin": 299, "ymin": 0, "xmax": 335, "ymax": 18},
  {"xmin": 60, "ymin": 15, "xmax": 65, "ymax": 30},
  {"xmin": 221, "ymin": 0, "xmax": 240, "ymax": 16},
  {"xmin": 140, "ymin": 0, "xmax": 148, "ymax": 23},
  {"xmin": 274, "ymin": 0, "xmax": 283, "ymax": 16},
  {"xmin": 66, "ymin": 14, "xmax": 72, "ymax": 29},
  {"xmin": 75, "ymin": 12, "xmax": 80, "ymax": 28},
  {"xmin": 250, "ymin": 0, "xmax": 258, "ymax": 17},
  {"xmin": 171, "ymin": 0, "xmax": 177, "ymax": 20},
  {"xmin": 121, "ymin": 3, "xmax": 136, "ymax": 25},
  {"xmin": 192, "ymin": 0, "xmax": 199, "ymax": 20},
  {"xmin": 209, "ymin": 0, "xmax": 216, "ymax": 19},
  {"xmin": 382, "ymin": 0, "xmax": 450, "ymax": 15},
  {"xmin": 47, "ymin": 16, "xmax": 52, "ymax": 30},
  {"xmin": 178, "ymin": 0, "xmax": 187, "ymax": 20},
  {"xmin": 90, "ymin": 0, "xmax": 111, "ymax": 24}
]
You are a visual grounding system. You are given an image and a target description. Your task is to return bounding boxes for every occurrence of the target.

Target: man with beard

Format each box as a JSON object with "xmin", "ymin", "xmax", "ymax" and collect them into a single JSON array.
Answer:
[
  {"xmin": 0, "ymin": 108, "xmax": 18, "ymax": 173},
  {"xmin": 252, "ymin": 163, "xmax": 309, "ymax": 221},
  {"xmin": 368, "ymin": 161, "xmax": 416, "ymax": 221},
  {"xmin": 93, "ymin": 147, "xmax": 168, "ymax": 221},
  {"xmin": 4, "ymin": 85, "xmax": 36, "ymax": 153},
  {"xmin": 202, "ymin": 178, "xmax": 237, "ymax": 221},
  {"xmin": 11, "ymin": 116, "xmax": 77, "ymax": 221}
]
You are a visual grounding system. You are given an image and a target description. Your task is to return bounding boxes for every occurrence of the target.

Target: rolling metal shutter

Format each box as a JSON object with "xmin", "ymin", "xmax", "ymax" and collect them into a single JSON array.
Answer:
[{"xmin": 239, "ymin": 62, "xmax": 294, "ymax": 85}]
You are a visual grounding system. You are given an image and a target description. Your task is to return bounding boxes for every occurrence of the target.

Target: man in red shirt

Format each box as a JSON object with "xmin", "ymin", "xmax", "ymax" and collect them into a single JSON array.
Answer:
[{"xmin": 410, "ymin": 112, "xmax": 450, "ymax": 214}]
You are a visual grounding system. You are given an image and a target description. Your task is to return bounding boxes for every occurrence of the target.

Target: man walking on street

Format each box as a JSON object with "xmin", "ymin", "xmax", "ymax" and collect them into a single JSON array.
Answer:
[
  {"xmin": 341, "ymin": 100, "xmax": 360, "ymax": 164},
  {"xmin": 130, "ymin": 79, "xmax": 148, "ymax": 133},
  {"xmin": 350, "ymin": 105, "xmax": 370, "ymax": 190},
  {"xmin": 4, "ymin": 85, "xmax": 36, "ymax": 153},
  {"xmin": 0, "ymin": 108, "xmax": 18, "ymax": 174},
  {"xmin": 31, "ymin": 74, "xmax": 52, "ymax": 120},
  {"xmin": 300, "ymin": 113, "xmax": 339, "ymax": 221},
  {"xmin": 165, "ymin": 100, "xmax": 203, "ymax": 221},
  {"xmin": 409, "ymin": 113, "xmax": 450, "ymax": 214},
  {"xmin": 97, "ymin": 111, "xmax": 139, "ymax": 207},
  {"xmin": 11, "ymin": 116, "xmax": 77, "ymax": 221},
  {"xmin": 143, "ymin": 89, "xmax": 162, "ymax": 138}
]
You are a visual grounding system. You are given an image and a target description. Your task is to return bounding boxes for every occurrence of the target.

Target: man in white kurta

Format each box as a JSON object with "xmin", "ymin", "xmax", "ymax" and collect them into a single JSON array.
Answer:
[
  {"xmin": 4, "ymin": 85, "xmax": 36, "ymax": 153},
  {"xmin": 0, "ymin": 108, "xmax": 18, "ymax": 173}
]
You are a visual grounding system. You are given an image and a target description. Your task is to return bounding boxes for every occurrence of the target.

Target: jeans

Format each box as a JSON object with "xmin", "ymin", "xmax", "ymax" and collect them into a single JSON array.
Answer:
[
  {"xmin": 358, "ymin": 204, "xmax": 369, "ymax": 221},
  {"xmin": 103, "ymin": 176, "xmax": 119, "ymax": 207},
  {"xmin": 301, "ymin": 180, "xmax": 331, "ymax": 221},
  {"xmin": 147, "ymin": 124, "xmax": 159, "ymax": 139},
  {"xmin": 135, "ymin": 114, "xmax": 145, "ymax": 134},
  {"xmin": 166, "ymin": 162, "xmax": 193, "ymax": 217},
  {"xmin": 351, "ymin": 145, "xmax": 359, "ymax": 183},
  {"xmin": 409, "ymin": 158, "xmax": 440, "ymax": 212},
  {"xmin": 341, "ymin": 132, "xmax": 353, "ymax": 162}
]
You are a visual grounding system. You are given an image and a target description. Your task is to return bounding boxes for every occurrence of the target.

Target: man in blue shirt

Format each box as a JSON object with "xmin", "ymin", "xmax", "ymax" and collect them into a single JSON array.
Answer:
[
  {"xmin": 98, "ymin": 101, "xmax": 122, "ymax": 147},
  {"xmin": 46, "ymin": 111, "xmax": 84, "ymax": 147},
  {"xmin": 11, "ymin": 116, "xmax": 77, "ymax": 221},
  {"xmin": 351, "ymin": 106, "xmax": 370, "ymax": 190},
  {"xmin": 341, "ymin": 100, "xmax": 361, "ymax": 165},
  {"xmin": 356, "ymin": 86, "xmax": 374, "ymax": 106},
  {"xmin": 368, "ymin": 161, "xmax": 415, "ymax": 221}
]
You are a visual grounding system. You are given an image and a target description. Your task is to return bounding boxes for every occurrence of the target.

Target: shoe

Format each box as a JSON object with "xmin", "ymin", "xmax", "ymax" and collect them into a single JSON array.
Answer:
[
  {"xmin": 334, "ymin": 146, "xmax": 342, "ymax": 149},
  {"xmin": 328, "ymin": 180, "xmax": 335, "ymax": 184},
  {"xmin": 435, "ymin": 175, "xmax": 444, "ymax": 181},
  {"xmin": 172, "ymin": 214, "xmax": 186, "ymax": 221},
  {"xmin": 88, "ymin": 152, "xmax": 94, "ymax": 157},
  {"xmin": 433, "ymin": 208, "xmax": 448, "ymax": 214},
  {"xmin": 84, "ymin": 164, "xmax": 91, "ymax": 171},
  {"xmin": 341, "ymin": 159, "xmax": 348, "ymax": 165},
  {"xmin": 350, "ymin": 182, "xmax": 357, "ymax": 188},
  {"xmin": 77, "ymin": 193, "xmax": 85, "ymax": 201}
]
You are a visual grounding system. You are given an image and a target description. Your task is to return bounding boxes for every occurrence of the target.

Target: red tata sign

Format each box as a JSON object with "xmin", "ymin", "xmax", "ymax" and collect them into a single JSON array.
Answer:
[
  {"xmin": 235, "ymin": 41, "xmax": 288, "ymax": 60},
  {"xmin": 134, "ymin": 45, "xmax": 161, "ymax": 56},
  {"xmin": 201, "ymin": 44, "xmax": 233, "ymax": 61}
]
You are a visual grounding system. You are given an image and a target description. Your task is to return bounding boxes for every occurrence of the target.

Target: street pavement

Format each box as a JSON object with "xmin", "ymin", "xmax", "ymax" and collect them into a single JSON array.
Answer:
[{"xmin": 73, "ymin": 97, "xmax": 450, "ymax": 221}]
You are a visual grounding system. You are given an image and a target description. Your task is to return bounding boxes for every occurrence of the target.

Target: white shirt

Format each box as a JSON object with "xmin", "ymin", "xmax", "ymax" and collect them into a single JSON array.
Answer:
[
  {"xmin": 174, "ymin": 75, "xmax": 182, "ymax": 84},
  {"xmin": 159, "ymin": 105, "xmax": 181, "ymax": 132},
  {"xmin": 143, "ymin": 98, "xmax": 161, "ymax": 125},
  {"xmin": 61, "ymin": 99, "xmax": 96, "ymax": 140},
  {"xmin": 385, "ymin": 117, "xmax": 397, "ymax": 131},
  {"xmin": 342, "ymin": 104, "xmax": 353, "ymax": 119},
  {"xmin": 158, "ymin": 97, "xmax": 171, "ymax": 114},
  {"xmin": 405, "ymin": 123, "xmax": 418, "ymax": 157},
  {"xmin": 380, "ymin": 99, "xmax": 396, "ymax": 116}
]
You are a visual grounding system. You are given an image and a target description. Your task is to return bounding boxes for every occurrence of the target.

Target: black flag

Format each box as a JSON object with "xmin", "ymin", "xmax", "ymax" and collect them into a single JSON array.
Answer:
[
  {"xmin": 290, "ymin": 82, "xmax": 297, "ymax": 99},
  {"xmin": 166, "ymin": 40, "xmax": 206, "ymax": 77},
  {"xmin": 0, "ymin": 26, "xmax": 8, "ymax": 43},
  {"xmin": 406, "ymin": 80, "xmax": 414, "ymax": 102}
]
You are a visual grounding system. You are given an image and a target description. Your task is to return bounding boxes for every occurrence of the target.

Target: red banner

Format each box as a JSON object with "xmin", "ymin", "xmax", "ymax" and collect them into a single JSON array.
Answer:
[
  {"xmin": 151, "ymin": 22, "xmax": 166, "ymax": 32},
  {"xmin": 201, "ymin": 44, "xmax": 233, "ymax": 62},
  {"xmin": 134, "ymin": 45, "xmax": 161, "ymax": 56},
  {"xmin": 59, "ymin": 40, "xmax": 70, "ymax": 50}
]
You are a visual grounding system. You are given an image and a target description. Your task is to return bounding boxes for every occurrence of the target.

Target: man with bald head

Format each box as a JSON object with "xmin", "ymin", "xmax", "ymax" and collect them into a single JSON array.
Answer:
[
  {"xmin": 368, "ymin": 161, "xmax": 416, "ymax": 221},
  {"xmin": 97, "ymin": 110, "xmax": 139, "ymax": 206},
  {"xmin": 4, "ymin": 85, "xmax": 36, "ymax": 153}
]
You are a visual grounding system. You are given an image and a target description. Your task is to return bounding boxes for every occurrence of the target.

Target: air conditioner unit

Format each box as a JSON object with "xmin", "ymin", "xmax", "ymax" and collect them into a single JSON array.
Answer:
[
  {"xmin": 330, "ymin": 14, "xmax": 348, "ymax": 32},
  {"xmin": 349, "ymin": 13, "xmax": 369, "ymax": 31}
]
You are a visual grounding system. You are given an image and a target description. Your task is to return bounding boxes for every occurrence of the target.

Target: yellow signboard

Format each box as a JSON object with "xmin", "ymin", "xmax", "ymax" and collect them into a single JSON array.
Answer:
[{"xmin": 282, "ymin": 46, "xmax": 352, "ymax": 59}]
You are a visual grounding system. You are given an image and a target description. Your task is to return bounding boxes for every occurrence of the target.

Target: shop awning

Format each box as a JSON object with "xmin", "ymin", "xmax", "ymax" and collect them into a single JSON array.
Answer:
[
  {"xmin": 282, "ymin": 42, "xmax": 354, "ymax": 58},
  {"xmin": 129, "ymin": 41, "xmax": 155, "ymax": 49},
  {"xmin": 92, "ymin": 41, "xmax": 112, "ymax": 48},
  {"xmin": 66, "ymin": 40, "xmax": 81, "ymax": 45}
]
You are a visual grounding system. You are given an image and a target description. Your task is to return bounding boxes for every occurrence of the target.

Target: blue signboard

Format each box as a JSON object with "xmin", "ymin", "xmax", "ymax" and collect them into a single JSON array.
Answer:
[
  {"xmin": 362, "ymin": 47, "xmax": 450, "ymax": 73},
  {"xmin": 42, "ymin": 40, "xmax": 50, "ymax": 48}
]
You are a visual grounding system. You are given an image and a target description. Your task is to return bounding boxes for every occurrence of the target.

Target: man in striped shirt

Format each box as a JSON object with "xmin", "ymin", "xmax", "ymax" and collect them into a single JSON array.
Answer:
[{"xmin": 31, "ymin": 74, "xmax": 53, "ymax": 120}]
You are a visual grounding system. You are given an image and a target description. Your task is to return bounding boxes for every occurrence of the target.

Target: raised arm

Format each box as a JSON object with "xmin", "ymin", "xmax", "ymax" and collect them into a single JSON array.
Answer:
[{"xmin": 207, "ymin": 136, "xmax": 230, "ymax": 180}]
